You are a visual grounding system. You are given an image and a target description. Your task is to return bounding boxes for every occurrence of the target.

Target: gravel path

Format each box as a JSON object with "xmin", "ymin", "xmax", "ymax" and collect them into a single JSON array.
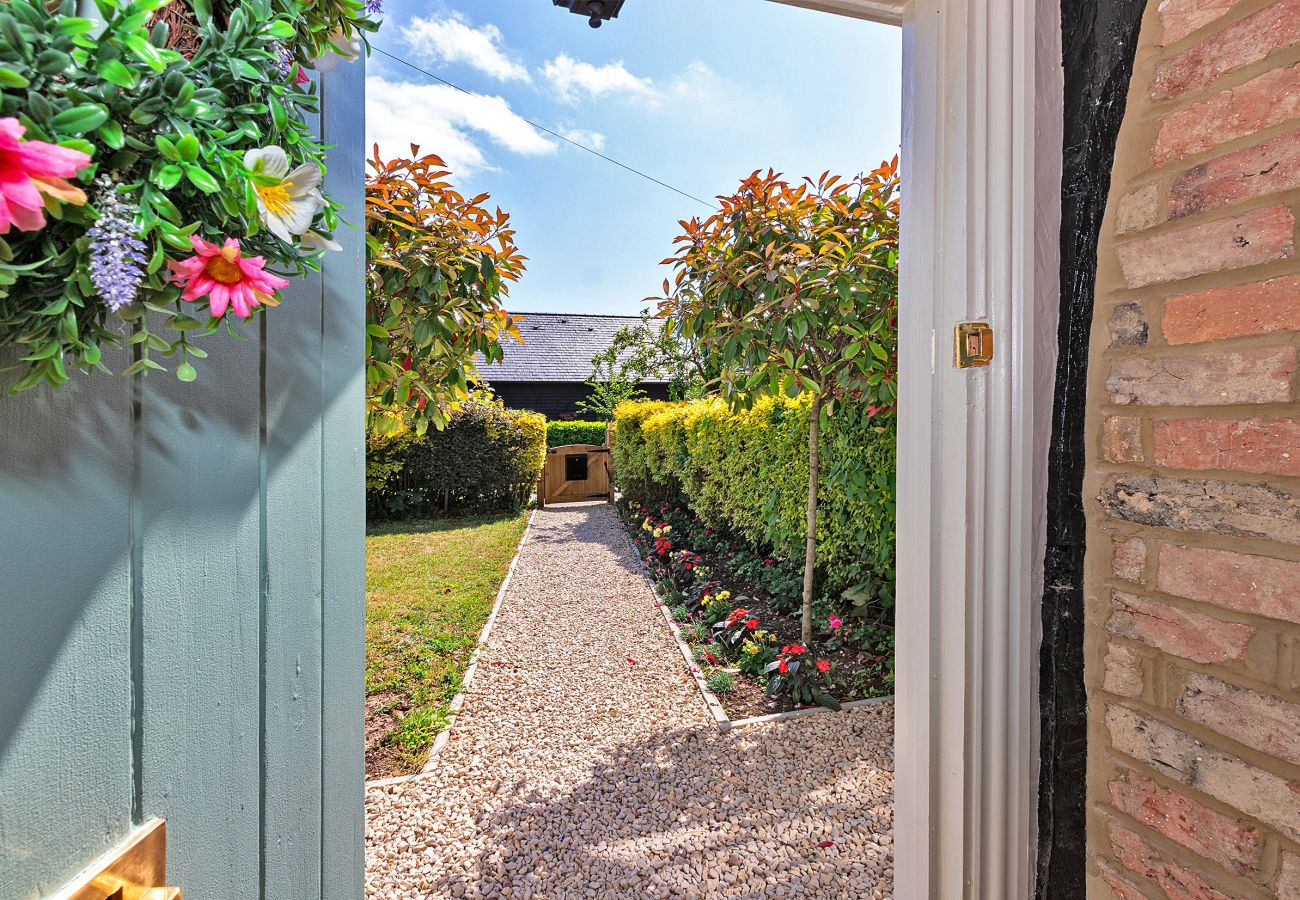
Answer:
[{"xmin": 366, "ymin": 502, "xmax": 895, "ymax": 899}]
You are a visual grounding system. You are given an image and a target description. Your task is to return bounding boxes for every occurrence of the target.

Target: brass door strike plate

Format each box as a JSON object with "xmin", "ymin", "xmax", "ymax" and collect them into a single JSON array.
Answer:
[
  {"xmin": 954, "ymin": 322, "xmax": 994, "ymax": 368},
  {"xmin": 56, "ymin": 818, "xmax": 180, "ymax": 900}
]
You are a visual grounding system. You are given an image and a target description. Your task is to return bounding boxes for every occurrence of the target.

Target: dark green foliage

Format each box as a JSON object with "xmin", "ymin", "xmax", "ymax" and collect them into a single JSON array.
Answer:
[
  {"xmin": 366, "ymin": 401, "xmax": 545, "ymax": 519},
  {"xmin": 546, "ymin": 420, "xmax": 607, "ymax": 448}
]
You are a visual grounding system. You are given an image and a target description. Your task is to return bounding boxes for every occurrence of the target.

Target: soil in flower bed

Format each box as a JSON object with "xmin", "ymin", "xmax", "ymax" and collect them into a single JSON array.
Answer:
[{"xmin": 624, "ymin": 500, "xmax": 893, "ymax": 719}]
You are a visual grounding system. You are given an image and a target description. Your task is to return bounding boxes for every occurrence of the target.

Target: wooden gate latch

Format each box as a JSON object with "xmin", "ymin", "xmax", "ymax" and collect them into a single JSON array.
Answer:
[{"xmin": 55, "ymin": 818, "xmax": 181, "ymax": 900}]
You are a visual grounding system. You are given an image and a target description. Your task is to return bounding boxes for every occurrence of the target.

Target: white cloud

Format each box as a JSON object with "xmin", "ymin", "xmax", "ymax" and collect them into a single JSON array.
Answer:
[
  {"xmin": 365, "ymin": 77, "xmax": 555, "ymax": 176},
  {"xmin": 540, "ymin": 53, "xmax": 657, "ymax": 104},
  {"xmin": 556, "ymin": 127, "xmax": 606, "ymax": 152},
  {"xmin": 401, "ymin": 12, "xmax": 530, "ymax": 83}
]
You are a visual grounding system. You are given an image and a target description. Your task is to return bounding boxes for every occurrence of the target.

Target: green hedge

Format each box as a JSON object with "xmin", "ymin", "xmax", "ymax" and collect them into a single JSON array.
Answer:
[
  {"xmin": 613, "ymin": 396, "xmax": 896, "ymax": 600},
  {"xmin": 367, "ymin": 401, "xmax": 546, "ymax": 519},
  {"xmin": 546, "ymin": 420, "xmax": 608, "ymax": 448}
]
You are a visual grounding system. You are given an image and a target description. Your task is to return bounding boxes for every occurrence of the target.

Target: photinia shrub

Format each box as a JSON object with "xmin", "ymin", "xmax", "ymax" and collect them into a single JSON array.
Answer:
[{"xmin": 365, "ymin": 150, "xmax": 525, "ymax": 435}]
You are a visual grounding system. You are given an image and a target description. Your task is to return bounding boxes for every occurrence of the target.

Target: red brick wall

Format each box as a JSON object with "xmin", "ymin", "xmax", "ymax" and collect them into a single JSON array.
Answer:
[{"xmin": 1086, "ymin": 1, "xmax": 1300, "ymax": 897}]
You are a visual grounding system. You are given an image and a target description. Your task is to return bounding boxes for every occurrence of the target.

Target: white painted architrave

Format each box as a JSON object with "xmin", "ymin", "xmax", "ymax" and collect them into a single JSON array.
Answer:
[
  {"xmin": 770, "ymin": 0, "xmax": 907, "ymax": 25},
  {"xmin": 765, "ymin": 0, "xmax": 1062, "ymax": 893},
  {"xmin": 893, "ymin": 0, "xmax": 1062, "ymax": 896},
  {"xmin": 765, "ymin": 0, "xmax": 1062, "ymax": 892}
]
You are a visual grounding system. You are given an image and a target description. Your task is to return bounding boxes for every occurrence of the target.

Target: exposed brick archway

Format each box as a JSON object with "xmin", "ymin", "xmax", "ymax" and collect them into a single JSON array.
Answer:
[{"xmin": 1085, "ymin": 0, "xmax": 1300, "ymax": 896}]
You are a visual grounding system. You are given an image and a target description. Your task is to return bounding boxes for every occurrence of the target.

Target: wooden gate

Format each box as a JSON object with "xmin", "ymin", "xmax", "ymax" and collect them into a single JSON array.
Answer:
[{"xmin": 539, "ymin": 444, "xmax": 613, "ymax": 505}]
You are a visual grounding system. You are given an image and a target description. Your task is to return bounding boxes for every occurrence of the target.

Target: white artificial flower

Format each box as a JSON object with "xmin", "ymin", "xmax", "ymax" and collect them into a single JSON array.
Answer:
[
  {"xmin": 243, "ymin": 145, "xmax": 324, "ymax": 243},
  {"xmin": 313, "ymin": 28, "xmax": 362, "ymax": 71},
  {"xmin": 300, "ymin": 230, "xmax": 342, "ymax": 253}
]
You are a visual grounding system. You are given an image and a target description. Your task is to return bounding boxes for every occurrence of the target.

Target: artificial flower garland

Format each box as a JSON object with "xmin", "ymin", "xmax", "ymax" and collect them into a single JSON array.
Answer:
[{"xmin": 0, "ymin": 0, "xmax": 379, "ymax": 392}]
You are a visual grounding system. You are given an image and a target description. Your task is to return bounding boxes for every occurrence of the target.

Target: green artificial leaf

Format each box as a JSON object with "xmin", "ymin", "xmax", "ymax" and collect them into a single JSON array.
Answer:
[
  {"xmin": 175, "ymin": 133, "xmax": 199, "ymax": 162},
  {"xmin": 0, "ymin": 67, "xmax": 29, "ymax": 89},
  {"xmin": 123, "ymin": 34, "xmax": 167, "ymax": 72},
  {"xmin": 35, "ymin": 49, "xmax": 73, "ymax": 75},
  {"xmin": 48, "ymin": 104, "xmax": 109, "ymax": 135},
  {"xmin": 183, "ymin": 165, "xmax": 220, "ymax": 193},
  {"xmin": 55, "ymin": 16, "xmax": 98, "ymax": 35},
  {"xmin": 97, "ymin": 59, "xmax": 138, "ymax": 88},
  {"xmin": 175, "ymin": 362, "xmax": 197, "ymax": 382},
  {"xmin": 97, "ymin": 119, "xmax": 126, "ymax": 150},
  {"xmin": 153, "ymin": 164, "xmax": 183, "ymax": 189}
]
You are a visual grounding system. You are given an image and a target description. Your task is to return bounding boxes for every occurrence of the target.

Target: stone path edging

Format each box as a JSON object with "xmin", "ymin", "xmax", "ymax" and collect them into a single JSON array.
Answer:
[
  {"xmin": 365, "ymin": 507, "xmax": 537, "ymax": 790},
  {"xmin": 626, "ymin": 528, "xmax": 896, "ymax": 731}
]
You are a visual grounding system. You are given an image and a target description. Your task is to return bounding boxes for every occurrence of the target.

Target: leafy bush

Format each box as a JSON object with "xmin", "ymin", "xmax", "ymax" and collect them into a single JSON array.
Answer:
[
  {"xmin": 613, "ymin": 397, "xmax": 895, "ymax": 604},
  {"xmin": 367, "ymin": 400, "xmax": 545, "ymax": 519},
  {"xmin": 546, "ymin": 420, "xmax": 607, "ymax": 448},
  {"xmin": 611, "ymin": 400, "xmax": 675, "ymax": 499}
]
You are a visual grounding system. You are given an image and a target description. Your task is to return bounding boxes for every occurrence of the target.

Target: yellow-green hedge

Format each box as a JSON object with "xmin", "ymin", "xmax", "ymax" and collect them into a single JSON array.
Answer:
[{"xmin": 613, "ymin": 396, "xmax": 895, "ymax": 598}]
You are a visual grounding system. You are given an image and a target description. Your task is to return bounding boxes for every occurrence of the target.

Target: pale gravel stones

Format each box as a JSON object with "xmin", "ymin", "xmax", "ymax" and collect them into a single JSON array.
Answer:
[{"xmin": 366, "ymin": 502, "xmax": 895, "ymax": 899}]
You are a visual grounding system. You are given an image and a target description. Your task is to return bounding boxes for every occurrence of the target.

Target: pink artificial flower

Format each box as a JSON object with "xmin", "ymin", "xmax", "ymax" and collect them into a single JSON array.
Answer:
[
  {"xmin": 169, "ymin": 236, "xmax": 289, "ymax": 318},
  {"xmin": 827, "ymin": 615, "xmax": 843, "ymax": 630},
  {"xmin": 0, "ymin": 117, "xmax": 91, "ymax": 234}
]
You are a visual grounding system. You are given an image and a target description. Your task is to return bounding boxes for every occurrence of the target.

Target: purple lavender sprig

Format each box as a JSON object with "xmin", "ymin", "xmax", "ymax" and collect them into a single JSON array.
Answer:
[
  {"xmin": 86, "ymin": 179, "xmax": 147, "ymax": 312},
  {"xmin": 364, "ymin": 0, "xmax": 382, "ymax": 14},
  {"xmin": 272, "ymin": 42, "xmax": 293, "ymax": 76}
]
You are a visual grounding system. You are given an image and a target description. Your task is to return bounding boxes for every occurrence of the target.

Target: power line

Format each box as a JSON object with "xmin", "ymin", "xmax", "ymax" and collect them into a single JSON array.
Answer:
[{"xmin": 371, "ymin": 45, "xmax": 717, "ymax": 211}]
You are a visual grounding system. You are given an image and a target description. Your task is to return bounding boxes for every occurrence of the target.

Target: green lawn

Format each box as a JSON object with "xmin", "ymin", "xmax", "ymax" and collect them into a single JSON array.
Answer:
[{"xmin": 366, "ymin": 511, "xmax": 530, "ymax": 774}]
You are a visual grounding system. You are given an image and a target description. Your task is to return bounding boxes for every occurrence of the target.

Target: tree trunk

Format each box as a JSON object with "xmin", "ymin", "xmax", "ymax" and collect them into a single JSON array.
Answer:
[{"xmin": 802, "ymin": 393, "xmax": 822, "ymax": 646}]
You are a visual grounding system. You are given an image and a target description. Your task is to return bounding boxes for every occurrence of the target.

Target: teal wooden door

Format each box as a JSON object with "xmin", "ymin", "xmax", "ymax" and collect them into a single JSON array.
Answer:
[{"xmin": 0, "ymin": 61, "xmax": 365, "ymax": 899}]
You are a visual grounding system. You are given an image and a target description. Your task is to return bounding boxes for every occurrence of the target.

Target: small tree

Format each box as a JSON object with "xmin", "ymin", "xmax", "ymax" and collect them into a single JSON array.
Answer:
[
  {"xmin": 576, "ymin": 349, "xmax": 646, "ymax": 421},
  {"xmin": 366, "ymin": 147, "xmax": 527, "ymax": 434},
  {"xmin": 577, "ymin": 312, "xmax": 713, "ymax": 419},
  {"xmin": 657, "ymin": 159, "xmax": 899, "ymax": 644}
]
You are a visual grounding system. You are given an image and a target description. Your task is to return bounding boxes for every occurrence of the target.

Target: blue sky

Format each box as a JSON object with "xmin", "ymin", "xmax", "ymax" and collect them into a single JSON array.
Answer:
[{"xmin": 365, "ymin": 1, "xmax": 901, "ymax": 315}]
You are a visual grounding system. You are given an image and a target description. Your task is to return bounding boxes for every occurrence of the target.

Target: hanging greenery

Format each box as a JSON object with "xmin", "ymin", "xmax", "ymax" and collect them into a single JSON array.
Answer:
[{"xmin": 0, "ymin": 0, "xmax": 379, "ymax": 392}]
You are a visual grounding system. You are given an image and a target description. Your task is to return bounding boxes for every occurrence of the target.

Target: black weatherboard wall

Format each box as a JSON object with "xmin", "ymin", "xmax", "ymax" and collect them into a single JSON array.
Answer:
[{"xmin": 1037, "ymin": 1, "xmax": 1145, "ymax": 898}]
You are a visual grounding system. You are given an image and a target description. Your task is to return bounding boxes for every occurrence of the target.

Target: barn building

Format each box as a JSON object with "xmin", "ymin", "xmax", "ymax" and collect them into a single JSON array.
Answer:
[{"xmin": 479, "ymin": 312, "xmax": 673, "ymax": 418}]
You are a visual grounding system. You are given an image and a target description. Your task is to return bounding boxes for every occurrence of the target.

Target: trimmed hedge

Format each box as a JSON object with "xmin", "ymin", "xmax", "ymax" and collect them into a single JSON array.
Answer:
[
  {"xmin": 613, "ymin": 397, "xmax": 896, "ymax": 602},
  {"xmin": 546, "ymin": 420, "xmax": 608, "ymax": 448},
  {"xmin": 367, "ymin": 401, "xmax": 546, "ymax": 519}
]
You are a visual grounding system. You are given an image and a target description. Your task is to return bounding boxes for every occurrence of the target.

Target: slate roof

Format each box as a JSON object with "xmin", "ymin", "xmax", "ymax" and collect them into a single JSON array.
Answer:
[{"xmin": 478, "ymin": 312, "xmax": 672, "ymax": 384}]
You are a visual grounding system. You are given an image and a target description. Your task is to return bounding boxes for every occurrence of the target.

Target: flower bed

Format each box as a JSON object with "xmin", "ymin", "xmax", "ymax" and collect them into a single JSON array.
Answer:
[{"xmin": 621, "ymin": 499, "xmax": 891, "ymax": 719}]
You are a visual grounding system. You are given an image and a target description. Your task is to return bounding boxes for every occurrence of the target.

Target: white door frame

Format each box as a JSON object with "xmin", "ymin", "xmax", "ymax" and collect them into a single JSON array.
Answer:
[{"xmin": 775, "ymin": 0, "xmax": 1064, "ymax": 897}]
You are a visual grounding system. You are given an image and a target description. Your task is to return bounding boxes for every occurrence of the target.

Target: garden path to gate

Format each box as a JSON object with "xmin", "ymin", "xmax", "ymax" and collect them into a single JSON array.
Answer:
[{"xmin": 365, "ymin": 502, "xmax": 895, "ymax": 899}]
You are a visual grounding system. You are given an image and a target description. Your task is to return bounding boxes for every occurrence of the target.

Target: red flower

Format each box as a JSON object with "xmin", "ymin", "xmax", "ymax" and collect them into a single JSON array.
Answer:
[
  {"xmin": 781, "ymin": 643, "xmax": 807, "ymax": 655},
  {"xmin": 778, "ymin": 659, "xmax": 789, "ymax": 674},
  {"xmin": 764, "ymin": 558, "xmax": 774, "ymax": 567},
  {"xmin": 684, "ymin": 562, "xmax": 693, "ymax": 570},
  {"xmin": 816, "ymin": 659, "xmax": 831, "ymax": 673},
  {"xmin": 745, "ymin": 618, "xmax": 759, "ymax": 630}
]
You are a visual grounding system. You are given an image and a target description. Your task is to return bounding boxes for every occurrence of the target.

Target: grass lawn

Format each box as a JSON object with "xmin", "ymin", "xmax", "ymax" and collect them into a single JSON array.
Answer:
[{"xmin": 365, "ymin": 510, "xmax": 530, "ymax": 777}]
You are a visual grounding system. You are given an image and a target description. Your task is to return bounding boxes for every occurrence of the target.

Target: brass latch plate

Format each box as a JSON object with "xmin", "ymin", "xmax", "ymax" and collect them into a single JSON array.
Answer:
[
  {"xmin": 55, "ymin": 818, "xmax": 180, "ymax": 900},
  {"xmin": 954, "ymin": 322, "xmax": 994, "ymax": 368}
]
